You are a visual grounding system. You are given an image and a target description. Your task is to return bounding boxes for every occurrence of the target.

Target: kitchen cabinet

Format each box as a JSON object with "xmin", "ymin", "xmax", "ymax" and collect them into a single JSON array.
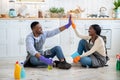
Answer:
[
  {"xmin": 110, "ymin": 20, "xmax": 120, "ymax": 55},
  {"xmin": 111, "ymin": 28, "xmax": 120, "ymax": 54},
  {"xmin": 70, "ymin": 20, "xmax": 86, "ymax": 53},
  {"xmin": 19, "ymin": 20, "xmax": 32, "ymax": 57},
  {"xmin": 84, "ymin": 20, "xmax": 112, "ymax": 49},
  {"xmin": 38, "ymin": 19, "xmax": 60, "ymax": 50},
  {"xmin": 0, "ymin": 19, "xmax": 120, "ymax": 58},
  {"xmin": 59, "ymin": 20, "xmax": 71, "ymax": 59},
  {"xmin": 60, "ymin": 19, "xmax": 120, "ymax": 57},
  {"xmin": 0, "ymin": 20, "xmax": 30, "ymax": 57},
  {"xmin": 7, "ymin": 20, "xmax": 20, "ymax": 57},
  {"xmin": 0, "ymin": 19, "xmax": 60, "ymax": 58},
  {"xmin": 59, "ymin": 20, "xmax": 86, "ymax": 59},
  {"xmin": 0, "ymin": 21, "xmax": 7, "ymax": 57}
]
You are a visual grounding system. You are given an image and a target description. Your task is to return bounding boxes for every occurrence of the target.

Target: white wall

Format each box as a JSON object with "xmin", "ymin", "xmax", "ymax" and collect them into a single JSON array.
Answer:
[
  {"xmin": 0, "ymin": 0, "xmax": 9, "ymax": 14},
  {"xmin": 0, "ymin": 0, "xmax": 115, "ymax": 17},
  {"xmin": 47, "ymin": 0, "xmax": 114, "ymax": 15}
]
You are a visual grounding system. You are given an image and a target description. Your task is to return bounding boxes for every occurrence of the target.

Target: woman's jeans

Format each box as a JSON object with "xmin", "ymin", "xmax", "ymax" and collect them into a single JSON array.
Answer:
[
  {"xmin": 30, "ymin": 46, "xmax": 65, "ymax": 67},
  {"xmin": 77, "ymin": 39, "xmax": 92, "ymax": 67}
]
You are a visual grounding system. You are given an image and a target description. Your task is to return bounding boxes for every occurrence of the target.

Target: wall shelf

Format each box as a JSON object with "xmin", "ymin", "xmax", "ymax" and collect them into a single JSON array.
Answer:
[{"xmin": 15, "ymin": 0, "xmax": 45, "ymax": 4}]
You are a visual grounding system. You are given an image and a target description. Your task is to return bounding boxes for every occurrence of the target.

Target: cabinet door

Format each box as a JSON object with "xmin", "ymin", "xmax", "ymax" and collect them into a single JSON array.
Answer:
[
  {"xmin": 0, "ymin": 21, "xmax": 7, "ymax": 57},
  {"xmin": 59, "ymin": 20, "xmax": 71, "ymax": 57},
  {"xmin": 101, "ymin": 29, "xmax": 112, "ymax": 49},
  {"xmin": 19, "ymin": 20, "xmax": 31, "ymax": 57},
  {"xmin": 70, "ymin": 20, "xmax": 86, "ymax": 53},
  {"xmin": 111, "ymin": 29, "xmax": 120, "ymax": 55},
  {"xmin": 39, "ymin": 20, "xmax": 60, "ymax": 50},
  {"xmin": 7, "ymin": 20, "xmax": 20, "ymax": 57},
  {"xmin": 111, "ymin": 20, "xmax": 120, "ymax": 54}
]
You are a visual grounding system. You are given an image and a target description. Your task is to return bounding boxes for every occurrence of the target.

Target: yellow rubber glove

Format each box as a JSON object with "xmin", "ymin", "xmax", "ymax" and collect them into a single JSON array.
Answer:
[
  {"xmin": 73, "ymin": 56, "xmax": 81, "ymax": 63},
  {"xmin": 71, "ymin": 19, "xmax": 76, "ymax": 29}
]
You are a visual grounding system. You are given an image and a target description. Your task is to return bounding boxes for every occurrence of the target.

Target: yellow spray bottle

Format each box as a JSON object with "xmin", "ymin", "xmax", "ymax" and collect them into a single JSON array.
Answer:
[{"xmin": 14, "ymin": 61, "xmax": 21, "ymax": 80}]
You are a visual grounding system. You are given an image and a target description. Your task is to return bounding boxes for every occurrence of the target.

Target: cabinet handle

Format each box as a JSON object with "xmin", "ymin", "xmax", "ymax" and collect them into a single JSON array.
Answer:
[
  {"xmin": 44, "ymin": 26, "xmax": 49, "ymax": 28},
  {"xmin": 45, "ymin": 20, "xmax": 51, "ymax": 22},
  {"xmin": 18, "ymin": 20, "xmax": 25, "ymax": 22}
]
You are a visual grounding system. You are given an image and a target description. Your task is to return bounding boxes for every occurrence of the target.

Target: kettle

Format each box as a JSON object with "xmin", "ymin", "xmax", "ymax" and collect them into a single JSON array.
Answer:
[
  {"xmin": 99, "ymin": 7, "xmax": 107, "ymax": 16},
  {"xmin": 9, "ymin": 9, "xmax": 17, "ymax": 18}
]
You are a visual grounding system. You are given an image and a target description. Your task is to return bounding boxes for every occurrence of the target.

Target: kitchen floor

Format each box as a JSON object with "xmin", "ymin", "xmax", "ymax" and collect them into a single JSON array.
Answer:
[{"xmin": 0, "ymin": 57, "xmax": 120, "ymax": 80}]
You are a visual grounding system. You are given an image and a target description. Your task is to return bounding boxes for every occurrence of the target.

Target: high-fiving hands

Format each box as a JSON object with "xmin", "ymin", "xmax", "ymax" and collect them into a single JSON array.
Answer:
[
  {"xmin": 65, "ymin": 15, "xmax": 76, "ymax": 29},
  {"xmin": 65, "ymin": 15, "xmax": 72, "ymax": 29},
  {"xmin": 71, "ymin": 18, "xmax": 76, "ymax": 29}
]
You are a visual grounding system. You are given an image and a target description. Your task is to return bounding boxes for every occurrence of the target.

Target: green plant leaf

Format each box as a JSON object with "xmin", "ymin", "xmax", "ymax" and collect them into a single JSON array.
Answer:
[
  {"xmin": 49, "ymin": 7, "xmax": 64, "ymax": 13},
  {"xmin": 49, "ymin": 7, "xmax": 58, "ymax": 13},
  {"xmin": 113, "ymin": 1, "xmax": 119, "ymax": 10}
]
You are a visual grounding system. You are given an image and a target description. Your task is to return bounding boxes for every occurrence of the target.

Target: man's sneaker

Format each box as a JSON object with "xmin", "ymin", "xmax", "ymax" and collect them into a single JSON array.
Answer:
[
  {"xmin": 53, "ymin": 60, "xmax": 61, "ymax": 67},
  {"xmin": 57, "ymin": 61, "xmax": 71, "ymax": 69}
]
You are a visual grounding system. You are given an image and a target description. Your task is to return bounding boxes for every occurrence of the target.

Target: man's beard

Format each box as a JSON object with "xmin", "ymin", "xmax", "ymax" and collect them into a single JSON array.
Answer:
[{"xmin": 37, "ymin": 31, "xmax": 43, "ymax": 35}]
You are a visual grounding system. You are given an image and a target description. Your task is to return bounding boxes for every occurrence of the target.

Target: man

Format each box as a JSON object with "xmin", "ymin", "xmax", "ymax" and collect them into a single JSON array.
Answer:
[{"xmin": 24, "ymin": 16, "xmax": 72, "ymax": 69}]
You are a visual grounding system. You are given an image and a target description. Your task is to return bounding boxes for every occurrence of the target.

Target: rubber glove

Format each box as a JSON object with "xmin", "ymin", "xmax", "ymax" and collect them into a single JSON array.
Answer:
[
  {"xmin": 71, "ymin": 19, "xmax": 76, "ymax": 29},
  {"xmin": 65, "ymin": 15, "xmax": 72, "ymax": 29},
  {"xmin": 39, "ymin": 55, "xmax": 53, "ymax": 65},
  {"xmin": 73, "ymin": 56, "xmax": 81, "ymax": 63},
  {"xmin": 71, "ymin": 52, "xmax": 80, "ymax": 59}
]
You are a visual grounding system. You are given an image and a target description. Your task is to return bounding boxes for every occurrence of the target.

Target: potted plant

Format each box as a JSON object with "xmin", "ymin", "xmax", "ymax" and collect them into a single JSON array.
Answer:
[
  {"xmin": 49, "ymin": 7, "xmax": 59, "ymax": 18},
  {"xmin": 49, "ymin": 7, "xmax": 64, "ymax": 18},
  {"xmin": 57, "ymin": 7, "xmax": 64, "ymax": 18},
  {"xmin": 57, "ymin": 7, "xmax": 64, "ymax": 13},
  {"xmin": 113, "ymin": 0, "xmax": 120, "ymax": 18}
]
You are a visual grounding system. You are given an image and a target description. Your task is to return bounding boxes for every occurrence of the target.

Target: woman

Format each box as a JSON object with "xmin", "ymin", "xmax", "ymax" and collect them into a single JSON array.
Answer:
[{"xmin": 72, "ymin": 21, "xmax": 109, "ymax": 68}]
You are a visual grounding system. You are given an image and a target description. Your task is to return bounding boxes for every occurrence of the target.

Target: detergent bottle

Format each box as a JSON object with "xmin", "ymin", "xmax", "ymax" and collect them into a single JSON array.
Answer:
[
  {"xmin": 14, "ymin": 61, "xmax": 21, "ymax": 79},
  {"xmin": 20, "ymin": 62, "xmax": 26, "ymax": 79},
  {"xmin": 116, "ymin": 54, "xmax": 120, "ymax": 71}
]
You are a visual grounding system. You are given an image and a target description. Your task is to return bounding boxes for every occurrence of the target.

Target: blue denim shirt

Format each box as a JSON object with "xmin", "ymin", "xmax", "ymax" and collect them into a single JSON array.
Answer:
[{"xmin": 26, "ymin": 28, "xmax": 60, "ymax": 56}]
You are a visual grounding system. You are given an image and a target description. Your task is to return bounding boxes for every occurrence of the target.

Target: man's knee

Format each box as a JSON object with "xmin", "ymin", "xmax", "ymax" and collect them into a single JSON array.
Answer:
[
  {"xmin": 30, "ymin": 56, "xmax": 38, "ymax": 65},
  {"xmin": 80, "ymin": 57, "xmax": 92, "ymax": 66},
  {"xmin": 54, "ymin": 46, "xmax": 61, "ymax": 50}
]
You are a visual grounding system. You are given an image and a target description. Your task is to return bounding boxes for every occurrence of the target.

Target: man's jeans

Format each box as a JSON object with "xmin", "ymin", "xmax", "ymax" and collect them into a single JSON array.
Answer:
[{"xmin": 30, "ymin": 46, "xmax": 65, "ymax": 67}]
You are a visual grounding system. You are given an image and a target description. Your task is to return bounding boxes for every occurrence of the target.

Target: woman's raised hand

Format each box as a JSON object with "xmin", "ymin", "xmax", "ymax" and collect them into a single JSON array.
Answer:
[{"xmin": 71, "ymin": 18, "xmax": 76, "ymax": 29}]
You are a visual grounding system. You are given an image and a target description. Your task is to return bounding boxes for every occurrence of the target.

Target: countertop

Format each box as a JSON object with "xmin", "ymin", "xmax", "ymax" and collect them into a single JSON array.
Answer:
[{"xmin": 0, "ymin": 18, "xmax": 120, "ymax": 20}]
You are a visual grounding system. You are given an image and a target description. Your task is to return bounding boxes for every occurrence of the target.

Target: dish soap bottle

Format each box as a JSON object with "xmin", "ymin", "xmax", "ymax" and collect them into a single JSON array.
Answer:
[
  {"xmin": 14, "ymin": 61, "xmax": 21, "ymax": 79},
  {"xmin": 21, "ymin": 62, "xmax": 26, "ymax": 79}
]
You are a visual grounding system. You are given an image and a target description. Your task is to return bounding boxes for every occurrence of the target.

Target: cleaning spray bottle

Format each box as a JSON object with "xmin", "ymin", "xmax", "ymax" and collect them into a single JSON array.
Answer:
[
  {"xmin": 20, "ymin": 62, "xmax": 26, "ymax": 79},
  {"xmin": 116, "ymin": 54, "xmax": 120, "ymax": 71},
  {"xmin": 14, "ymin": 61, "xmax": 21, "ymax": 79}
]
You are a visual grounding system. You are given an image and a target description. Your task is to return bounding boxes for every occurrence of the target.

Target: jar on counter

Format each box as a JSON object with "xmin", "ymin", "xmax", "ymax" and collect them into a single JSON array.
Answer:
[
  {"xmin": 44, "ymin": 10, "xmax": 50, "ymax": 18},
  {"xmin": 38, "ymin": 10, "xmax": 43, "ymax": 18}
]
